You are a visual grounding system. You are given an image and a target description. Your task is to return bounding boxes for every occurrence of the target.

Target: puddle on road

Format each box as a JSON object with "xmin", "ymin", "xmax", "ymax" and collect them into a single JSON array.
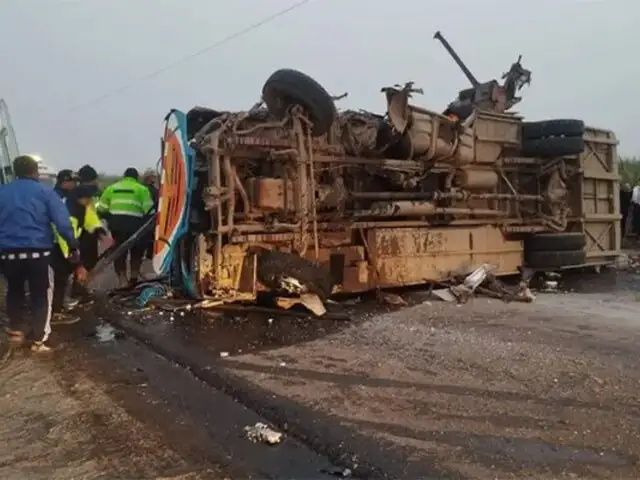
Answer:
[
  {"xmin": 119, "ymin": 295, "xmax": 393, "ymax": 358},
  {"xmin": 144, "ymin": 311, "xmax": 350, "ymax": 357}
]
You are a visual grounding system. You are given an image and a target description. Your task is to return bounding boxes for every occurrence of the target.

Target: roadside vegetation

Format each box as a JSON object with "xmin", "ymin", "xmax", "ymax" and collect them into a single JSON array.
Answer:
[{"xmin": 620, "ymin": 156, "xmax": 640, "ymax": 186}]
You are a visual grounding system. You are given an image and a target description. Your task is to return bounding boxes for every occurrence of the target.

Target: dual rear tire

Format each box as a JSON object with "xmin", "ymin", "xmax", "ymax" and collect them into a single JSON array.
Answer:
[{"xmin": 524, "ymin": 232, "xmax": 586, "ymax": 269}]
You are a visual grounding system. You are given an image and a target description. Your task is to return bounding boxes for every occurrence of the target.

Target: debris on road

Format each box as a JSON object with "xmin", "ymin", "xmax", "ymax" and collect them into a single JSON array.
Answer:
[
  {"xmin": 244, "ymin": 422, "xmax": 283, "ymax": 445},
  {"xmin": 376, "ymin": 290, "xmax": 408, "ymax": 307},
  {"xmin": 431, "ymin": 263, "xmax": 535, "ymax": 304},
  {"xmin": 616, "ymin": 252, "xmax": 640, "ymax": 272},
  {"xmin": 136, "ymin": 282, "xmax": 172, "ymax": 307},
  {"xmin": 321, "ymin": 466, "xmax": 353, "ymax": 477},
  {"xmin": 275, "ymin": 293, "xmax": 327, "ymax": 316}
]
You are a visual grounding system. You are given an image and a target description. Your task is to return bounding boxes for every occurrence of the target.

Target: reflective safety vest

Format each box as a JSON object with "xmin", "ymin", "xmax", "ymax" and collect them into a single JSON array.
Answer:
[
  {"xmin": 54, "ymin": 203, "xmax": 103, "ymax": 257},
  {"xmin": 96, "ymin": 177, "xmax": 153, "ymax": 218}
]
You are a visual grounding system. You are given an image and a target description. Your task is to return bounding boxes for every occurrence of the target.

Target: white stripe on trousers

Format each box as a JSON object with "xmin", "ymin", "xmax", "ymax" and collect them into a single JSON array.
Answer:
[{"xmin": 41, "ymin": 265, "xmax": 54, "ymax": 343}]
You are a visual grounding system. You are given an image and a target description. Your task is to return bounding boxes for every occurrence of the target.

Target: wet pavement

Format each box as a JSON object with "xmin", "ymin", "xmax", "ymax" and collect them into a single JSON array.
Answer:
[
  {"xmin": 2, "ymin": 263, "xmax": 640, "ymax": 478},
  {"xmin": 56, "ymin": 311, "xmax": 344, "ymax": 479},
  {"xmin": 92, "ymin": 266, "xmax": 640, "ymax": 479}
]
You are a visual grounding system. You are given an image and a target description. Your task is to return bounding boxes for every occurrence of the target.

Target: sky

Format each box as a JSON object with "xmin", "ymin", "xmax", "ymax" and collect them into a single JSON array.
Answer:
[{"xmin": 0, "ymin": 0, "xmax": 638, "ymax": 173}]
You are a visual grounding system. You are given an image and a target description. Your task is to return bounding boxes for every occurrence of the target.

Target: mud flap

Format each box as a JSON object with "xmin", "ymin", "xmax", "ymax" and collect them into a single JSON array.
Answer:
[{"xmin": 153, "ymin": 109, "xmax": 197, "ymax": 296}]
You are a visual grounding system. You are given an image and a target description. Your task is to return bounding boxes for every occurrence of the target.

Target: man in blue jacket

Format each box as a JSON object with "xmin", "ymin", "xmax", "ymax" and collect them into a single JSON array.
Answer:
[{"xmin": 0, "ymin": 155, "xmax": 79, "ymax": 353}]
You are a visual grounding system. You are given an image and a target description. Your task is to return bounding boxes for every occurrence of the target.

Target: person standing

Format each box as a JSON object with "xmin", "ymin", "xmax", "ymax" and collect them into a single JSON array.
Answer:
[
  {"xmin": 631, "ymin": 183, "xmax": 640, "ymax": 238},
  {"xmin": 76, "ymin": 164, "xmax": 101, "ymax": 270},
  {"xmin": 620, "ymin": 183, "xmax": 631, "ymax": 238},
  {"xmin": 0, "ymin": 155, "xmax": 78, "ymax": 352},
  {"xmin": 53, "ymin": 169, "xmax": 77, "ymax": 199},
  {"xmin": 97, "ymin": 168, "xmax": 153, "ymax": 287},
  {"xmin": 70, "ymin": 164, "xmax": 103, "ymax": 301},
  {"xmin": 142, "ymin": 171, "xmax": 158, "ymax": 260},
  {"xmin": 51, "ymin": 184, "xmax": 113, "ymax": 323}
]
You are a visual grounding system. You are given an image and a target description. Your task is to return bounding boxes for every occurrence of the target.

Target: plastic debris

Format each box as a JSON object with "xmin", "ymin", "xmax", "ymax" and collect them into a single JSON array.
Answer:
[
  {"xmin": 244, "ymin": 422, "xmax": 283, "ymax": 445},
  {"xmin": 135, "ymin": 283, "xmax": 171, "ymax": 308}
]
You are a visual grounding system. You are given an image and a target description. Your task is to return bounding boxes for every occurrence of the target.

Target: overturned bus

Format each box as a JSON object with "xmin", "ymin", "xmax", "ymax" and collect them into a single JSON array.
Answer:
[{"xmin": 152, "ymin": 37, "xmax": 620, "ymax": 302}]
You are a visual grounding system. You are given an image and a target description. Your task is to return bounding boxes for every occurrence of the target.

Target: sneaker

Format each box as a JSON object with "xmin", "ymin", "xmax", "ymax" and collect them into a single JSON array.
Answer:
[
  {"xmin": 4, "ymin": 327, "xmax": 24, "ymax": 342},
  {"xmin": 31, "ymin": 342, "xmax": 52, "ymax": 353},
  {"xmin": 51, "ymin": 313, "xmax": 81, "ymax": 326},
  {"xmin": 64, "ymin": 298, "xmax": 80, "ymax": 310}
]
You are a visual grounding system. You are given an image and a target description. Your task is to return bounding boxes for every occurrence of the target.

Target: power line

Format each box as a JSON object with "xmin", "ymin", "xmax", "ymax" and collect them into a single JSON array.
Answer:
[{"xmin": 66, "ymin": 0, "xmax": 315, "ymax": 113}]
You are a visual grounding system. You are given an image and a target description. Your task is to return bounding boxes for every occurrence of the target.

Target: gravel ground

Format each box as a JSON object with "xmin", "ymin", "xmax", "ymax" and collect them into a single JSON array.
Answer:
[
  {"xmin": 222, "ymin": 268, "xmax": 640, "ymax": 479},
  {"xmin": 0, "ymin": 340, "xmax": 221, "ymax": 480}
]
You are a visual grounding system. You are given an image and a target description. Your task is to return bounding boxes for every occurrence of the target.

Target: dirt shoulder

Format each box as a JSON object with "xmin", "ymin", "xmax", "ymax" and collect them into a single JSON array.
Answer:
[
  {"xmin": 0, "ymin": 336, "xmax": 225, "ymax": 480},
  {"xmin": 221, "ymin": 271, "xmax": 640, "ymax": 479}
]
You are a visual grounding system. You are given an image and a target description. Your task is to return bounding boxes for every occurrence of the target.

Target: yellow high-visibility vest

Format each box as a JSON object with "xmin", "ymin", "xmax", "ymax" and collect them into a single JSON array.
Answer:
[{"xmin": 54, "ymin": 203, "xmax": 103, "ymax": 257}]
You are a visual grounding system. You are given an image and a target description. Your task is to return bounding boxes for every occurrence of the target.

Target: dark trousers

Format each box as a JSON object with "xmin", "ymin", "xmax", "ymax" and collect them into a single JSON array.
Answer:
[
  {"xmin": 112, "ymin": 230, "xmax": 145, "ymax": 280},
  {"xmin": 51, "ymin": 247, "xmax": 73, "ymax": 313},
  {"xmin": 79, "ymin": 231, "xmax": 99, "ymax": 269},
  {"xmin": 144, "ymin": 232, "xmax": 154, "ymax": 260},
  {"xmin": 0, "ymin": 251, "xmax": 53, "ymax": 342},
  {"xmin": 71, "ymin": 230, "xmax": 99, "ymax": 297},
  {"xmin": 633, "ymin": 204, "xmax": 640, "ymax": 236}
]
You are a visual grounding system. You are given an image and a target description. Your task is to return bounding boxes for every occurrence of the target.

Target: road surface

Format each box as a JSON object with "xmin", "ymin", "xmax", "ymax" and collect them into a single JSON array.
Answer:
[{"xmin": 0, "ymin": 264, "xmax": 638, "ymax": 479}]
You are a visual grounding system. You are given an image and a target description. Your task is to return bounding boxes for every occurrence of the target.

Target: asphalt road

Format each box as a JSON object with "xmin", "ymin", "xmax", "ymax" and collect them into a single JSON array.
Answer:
[{"xmin": 1, "ymin": 263, "xmax": 639, "ymax": 479}]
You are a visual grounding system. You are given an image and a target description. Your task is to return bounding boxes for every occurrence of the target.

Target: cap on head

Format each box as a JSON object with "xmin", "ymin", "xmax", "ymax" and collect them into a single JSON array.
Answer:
[
  {"xmin": 56, "ymin": 169, "xmax": 76, "ymax": 184},
  {"xmin": 77, "ymin": 164, "xmax": 98, "ymax": 183},
  {"xmin": 13, "ymin": 155, "xmax": 39, "ymax": 178},
  {"xmin": 124, "ymin": 167, "xmax": 139, "ymax": 180}
]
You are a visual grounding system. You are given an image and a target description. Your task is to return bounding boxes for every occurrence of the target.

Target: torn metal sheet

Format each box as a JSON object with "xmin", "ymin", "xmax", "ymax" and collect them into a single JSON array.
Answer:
[
  {"xmin": 450, "ymin": 263, "xmax": 496, "ymax": 303},
  {"xmin": 431, "ymin": 288, "xmax": 457, "ymax": 303},
  {"xmin": 275, "ymin": 293, "xmax": 327, "ymax": 317}
]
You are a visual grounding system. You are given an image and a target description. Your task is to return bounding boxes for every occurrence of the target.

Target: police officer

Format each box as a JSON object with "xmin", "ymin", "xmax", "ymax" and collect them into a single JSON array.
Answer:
[
  {"xmin": 97, "ymin": 168, "xmax": 153, "ymax": 287},
  {"xmin": 71, "ymin": 164, "xmax": 102, "ymax": 300},
  {"xmin": 0, "ymin": 155, "xmax": 78, "ymax": 353},
  {"xmin": 51, "ymin": 184, "xmax": 113, "ymax": 323},
  {"xmin": 54, "ymin": 169, "xmax": 77, "ymax": 199}
]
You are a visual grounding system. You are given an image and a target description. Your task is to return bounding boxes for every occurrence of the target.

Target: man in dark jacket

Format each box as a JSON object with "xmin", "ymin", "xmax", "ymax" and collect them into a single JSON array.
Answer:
[
  {"xmin": 142, "ymin": 171, "xmax": 158, "ymax": 260},
  {"xmin": 53, "ymin": 169, "xmax": 76, "ymax": 199},
  {"xmin": 0, "ymin": 155, "xmax": 78, "ymax": 353},
  {"xmin": 52, "ymin": 184, "xmax": 113, "ymax": 323},
  {"xmin": 71, "ymin": 165, "xmax": 102, "ymax": 301}
]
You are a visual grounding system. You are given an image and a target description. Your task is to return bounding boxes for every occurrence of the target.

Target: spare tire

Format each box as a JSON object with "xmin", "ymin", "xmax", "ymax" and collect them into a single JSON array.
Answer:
[
  {"xmin": 186, "ymin": 107, "xmax": 223, "ymax": 139},
  {"xmin": 257, "ymin": 250, "xmax": 335, "ymax": 299},
  {"xmin": 262, "ymin": 69, "xmax": 336, "ymax": 137},
  {"xmin": 521, "ymin": 136, "xmax": 585, "ymax": 158},
  {"xmin": 522, "ymin": 119, "xmax": 585, "ymax": 140}
]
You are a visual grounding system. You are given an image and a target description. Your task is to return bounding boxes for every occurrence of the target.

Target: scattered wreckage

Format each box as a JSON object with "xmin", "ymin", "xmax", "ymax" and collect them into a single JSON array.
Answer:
[{"xmin": 141, "ymin": 31, "xmax": 620, "ymax": 313}]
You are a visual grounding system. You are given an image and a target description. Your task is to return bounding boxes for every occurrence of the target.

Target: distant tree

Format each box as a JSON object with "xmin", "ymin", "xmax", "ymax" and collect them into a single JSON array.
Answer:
[{"xmin": 619, "ymin": 156, "xmax": 640, "ymax": 186}]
